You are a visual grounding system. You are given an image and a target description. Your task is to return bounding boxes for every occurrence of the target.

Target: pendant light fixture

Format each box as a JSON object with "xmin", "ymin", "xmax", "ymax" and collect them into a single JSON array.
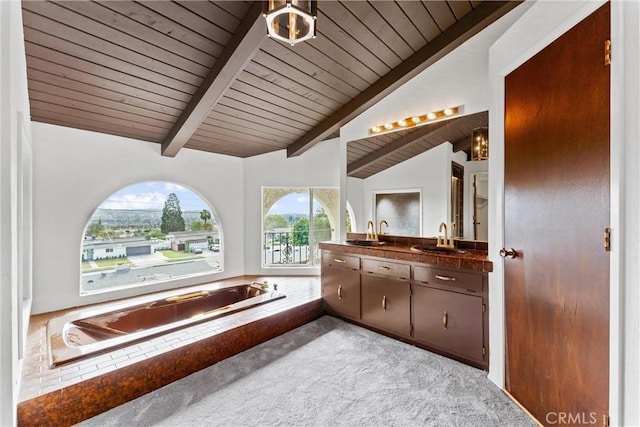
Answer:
[
  {"xmin": 263, "ymin": 1, "xmax": 317, "ymax": 46},
  {"xmin": 472, "ymin": 127, "xmax": 489, "ymax": 161}
]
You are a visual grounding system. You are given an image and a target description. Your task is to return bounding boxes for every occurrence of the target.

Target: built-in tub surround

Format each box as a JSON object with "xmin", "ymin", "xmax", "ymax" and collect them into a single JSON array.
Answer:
[
  {"xmin": 48, "ymin": 281, "xmax": 284, "ymax": 367},
  {"xmin": 18, "ymin": 276, "xmax": 321, "ymax": 426}
]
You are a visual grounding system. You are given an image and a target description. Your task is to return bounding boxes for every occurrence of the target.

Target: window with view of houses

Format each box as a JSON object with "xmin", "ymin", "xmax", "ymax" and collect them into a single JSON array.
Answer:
[
  {"xmin": 80, "ymin": 182, "xmax": 222, "ymax": 294},
  {"xmin": 262, "ymin": 187, "xmax": 340, "ymax": 267}
]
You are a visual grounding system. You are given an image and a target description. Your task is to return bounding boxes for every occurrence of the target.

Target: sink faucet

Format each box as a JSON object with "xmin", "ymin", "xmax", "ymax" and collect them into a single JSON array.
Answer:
[
  {"xmin": 437, "ymin": 222, "xmax": 455, "ymax": 248},
  {"xmin": 379, "ymin": 220, "xmax": 388, "ymax": 237},
  {"xmin": 366, "ymin": 220, "xmax": 376, "ymax": 240}
]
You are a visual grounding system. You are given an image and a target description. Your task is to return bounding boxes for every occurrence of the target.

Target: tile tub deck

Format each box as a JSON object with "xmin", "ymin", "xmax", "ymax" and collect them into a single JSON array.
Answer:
[{"xmin": 18, "ymin": 275, "xmax": 322, "ymax": 426}]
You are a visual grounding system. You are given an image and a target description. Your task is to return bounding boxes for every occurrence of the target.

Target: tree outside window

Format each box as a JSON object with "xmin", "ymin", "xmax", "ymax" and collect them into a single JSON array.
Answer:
[{"xmin": 81, "ymin": 182, "xmax": 222, "ymax": 295}]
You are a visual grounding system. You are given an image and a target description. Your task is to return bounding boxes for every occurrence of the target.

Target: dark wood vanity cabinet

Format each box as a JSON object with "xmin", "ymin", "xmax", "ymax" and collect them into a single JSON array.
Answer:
[
  {"xmin": 321, "ymin": 252, "xmax": 361, "ymax": 320},
  {"xmin": 320, "ymin": 248, "xmax": 489, "ymax": 369},
  {"xmin": 361, "ymin": 259, "xmax": 411, "ymax": 337}
]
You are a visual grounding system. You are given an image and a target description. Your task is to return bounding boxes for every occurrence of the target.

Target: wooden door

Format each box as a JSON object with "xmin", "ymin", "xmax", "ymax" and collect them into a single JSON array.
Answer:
[{"xmin": 504, "ymin": 3, "xmax": 610, "ymax": 425}]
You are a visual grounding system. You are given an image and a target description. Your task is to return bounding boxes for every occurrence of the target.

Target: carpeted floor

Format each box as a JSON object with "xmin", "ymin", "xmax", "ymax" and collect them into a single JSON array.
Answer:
[{"xmin": 79, "ymin": 316, "xmax": 536, "ymax": 426}]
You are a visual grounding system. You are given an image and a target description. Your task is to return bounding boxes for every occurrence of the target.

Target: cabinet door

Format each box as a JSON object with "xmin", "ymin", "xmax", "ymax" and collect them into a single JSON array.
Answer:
[
  {"xmin": 361, "ymin": 275, "xmax": 410, "ymax": 337},
  {"xmin": 322, "ymin": 267, "xmax": 360, "ymax": 320},
  {"xmin": 413, "ymin": 286, "xmax": 484, "ymax": 362}
]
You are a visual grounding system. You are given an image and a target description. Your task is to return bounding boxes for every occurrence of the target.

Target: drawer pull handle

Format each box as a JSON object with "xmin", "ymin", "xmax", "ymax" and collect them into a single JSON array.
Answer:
[
  {"xmin": 435, "ymin": 275, "xmax": 456, "ymax": 282},
  {"xmin": 337, "ymin": 284, "xmax": 342, "ymax": 300},
  {"xmin": 333, "ymin": 258, "xmax": 346, "ymax": 263},
  {"xmin": 382, "ymin": 295, "xmax": 387, "ymax": 311},
  {"xmin": 378, "ymin": 265, "xmax": 392, "ymax": 271},
  {"xmin": 443, "ymin": 311, "xmax": 448, "ymax": 329}
]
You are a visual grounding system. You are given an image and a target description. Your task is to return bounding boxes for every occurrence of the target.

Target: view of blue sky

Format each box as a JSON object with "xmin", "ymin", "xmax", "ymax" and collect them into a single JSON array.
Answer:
[
  {"xmin": 99, "ymin": 182, "xmax": 209, "ymax": 211},
  {"xmin": 100, "ymin": 184, "xmax": 322, "ymax": 215}
]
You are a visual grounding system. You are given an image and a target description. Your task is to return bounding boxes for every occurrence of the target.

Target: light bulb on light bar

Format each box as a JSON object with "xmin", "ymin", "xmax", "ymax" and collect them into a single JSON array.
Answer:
[{"xmin": 368, "ymin": 106, "xmax": 461, "ymax": 135}]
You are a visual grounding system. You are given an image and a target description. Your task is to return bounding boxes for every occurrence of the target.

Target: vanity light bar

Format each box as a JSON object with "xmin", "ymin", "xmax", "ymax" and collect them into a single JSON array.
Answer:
[{"xmin": 369, "ymin": 106, "xmax": 460, "ymax": 135}]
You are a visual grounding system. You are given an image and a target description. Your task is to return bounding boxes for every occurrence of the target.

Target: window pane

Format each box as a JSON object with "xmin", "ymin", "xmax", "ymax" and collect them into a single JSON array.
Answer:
[
  {"xmin": 81, "ymin": 182, "xmax": 222, "ymax": 294},
  {"xmin": 262, "ymin": 187, "xmax": 339, "ymax": 267}
]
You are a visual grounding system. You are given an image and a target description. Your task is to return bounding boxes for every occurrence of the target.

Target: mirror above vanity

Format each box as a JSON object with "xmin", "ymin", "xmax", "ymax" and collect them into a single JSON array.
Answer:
[{"xmin": 345, "ymin": 111, "xmax": 488, "ymax": 243}]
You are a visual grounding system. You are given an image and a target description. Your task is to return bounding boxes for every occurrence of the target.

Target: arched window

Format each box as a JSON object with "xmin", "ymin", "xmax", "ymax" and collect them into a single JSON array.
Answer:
[
  {"xmin": 262, "ymin": 187, "xmax": 339, "ymax": 266},
  {"xmin": 80, "ymin": 182, "xmax": 222, "ymax": 295},
  {"xmin": 346, "ymin": 201, "xmax": 356, "ymax": 233}
]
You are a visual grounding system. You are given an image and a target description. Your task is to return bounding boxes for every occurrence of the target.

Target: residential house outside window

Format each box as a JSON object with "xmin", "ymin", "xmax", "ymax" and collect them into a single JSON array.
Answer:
[
  {"xmin": 81, "ymin": 181, "xmax": 222, "ymax": 295},
  {"xmin": 262, "ymin": 187, "xmax": 339, "ymax": 267}
]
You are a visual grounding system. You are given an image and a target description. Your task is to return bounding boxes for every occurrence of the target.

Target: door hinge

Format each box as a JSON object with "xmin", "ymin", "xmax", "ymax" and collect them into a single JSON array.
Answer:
[
  {"xmin": 604, "ymin": 227, "xmax": 611, "ymax": 252},
  {"xmin": 605, "ymin": 39, "xmax": 611, "ymax": 66},
  {"xmin": 603, "ymin": 414, "xmax": 610, "ymax": 427},
  {"xmin": 410, "ymin": 324, "xmax": 414, "ymax": 335},
  {"xmin": 482, "ymin": 303, "xmax": 486, "ymax": 314},
  {"xmin": 482, "ymin": 346, "xmax": 486, "ymax": 358}
]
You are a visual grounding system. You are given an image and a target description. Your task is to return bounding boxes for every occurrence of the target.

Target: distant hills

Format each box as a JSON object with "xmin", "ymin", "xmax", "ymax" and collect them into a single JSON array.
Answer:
[
  {"xmin": 90, "ymin": 208, "xmax": 213, "ymax": 228},
  {"xmin": 90, "ymin": 209, "xmax": 306, "ymax": 229}
]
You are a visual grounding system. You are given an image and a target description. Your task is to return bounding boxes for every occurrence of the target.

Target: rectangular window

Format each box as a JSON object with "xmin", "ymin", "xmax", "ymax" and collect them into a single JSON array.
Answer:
[
  {"xmin": 106, "ymin": 248, "xmax": 114, "ymax": 253},
  {"xmin": 262, "ymin": 187, "xmax": 339, "ymax": 267}
]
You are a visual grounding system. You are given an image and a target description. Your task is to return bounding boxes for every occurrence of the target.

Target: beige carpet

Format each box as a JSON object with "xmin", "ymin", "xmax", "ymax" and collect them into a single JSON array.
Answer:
[{"xmin": 79, "ymin": 316, "xmax": 535, "ymax": 426}]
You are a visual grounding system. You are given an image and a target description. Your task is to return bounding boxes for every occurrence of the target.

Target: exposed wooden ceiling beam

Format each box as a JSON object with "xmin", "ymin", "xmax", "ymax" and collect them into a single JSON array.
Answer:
[
  {"xmin": 287, "ymin": 1, "xmax": 522, "ymax": 158},
  {"xmin": 451, "ymin": 135, "xmax": 473, "ymax": 157},
  {"xmin": 161, "ymin": 2, "xmax": 266, "ymax": 157},
  {"xmin": 347, "ymin": 120, "xmax": 452, "ymax": 176}
]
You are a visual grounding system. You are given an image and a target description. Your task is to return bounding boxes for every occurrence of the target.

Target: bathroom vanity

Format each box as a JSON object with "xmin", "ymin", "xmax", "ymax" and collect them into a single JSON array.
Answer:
[{"xmin": 319, "ymin": 236, "xmax": 491, "ymax": 370}]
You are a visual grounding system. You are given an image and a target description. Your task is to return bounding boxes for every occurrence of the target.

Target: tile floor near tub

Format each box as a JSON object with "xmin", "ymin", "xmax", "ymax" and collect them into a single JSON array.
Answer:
[{"xmin": 18, "ymin": 276, "xmax": 322, "ymax": 426}]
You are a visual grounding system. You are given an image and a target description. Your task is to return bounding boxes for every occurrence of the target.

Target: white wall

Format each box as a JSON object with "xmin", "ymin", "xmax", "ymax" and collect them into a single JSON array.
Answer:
[
  {"xmin": 346, "ymin": 176, "xmax": 364, "ymax": 233},
  {"xmin": 243, "ymin": 138, "xmax": 342, "ymax": 275},
  {"xmin": 361, "ymin": 142, "xmax": 465, "ymax": 237},
  {"xmin": 0, "ymin": 1, "xmax": 31, "ymax": 424},
  {"xmin": 32, "ymin": 123, "xmax": 245, "ymax": 314},
  {"xmin": 614, "ymin": 2, "xmax": 640, "ymax": 424},
  {"xmin": 488, "ymin": 0, "xmax": 639, "ymax": 424}
]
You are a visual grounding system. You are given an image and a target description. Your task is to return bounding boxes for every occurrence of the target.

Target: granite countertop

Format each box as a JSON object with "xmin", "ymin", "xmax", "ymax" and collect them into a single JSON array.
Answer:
[{"xmin": 319, "ymin": 234, "xmax": 493, "ymax": 273}]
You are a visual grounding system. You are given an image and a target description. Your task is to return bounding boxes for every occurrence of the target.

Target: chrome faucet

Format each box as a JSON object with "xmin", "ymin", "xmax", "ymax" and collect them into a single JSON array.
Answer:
[
  {"xmin": 366, "ymin": 220, "xmax": 376, "ymax": 240},
  {"xmin": 379, "ymin": 220, "xmax": 388, "ymax": 236}
]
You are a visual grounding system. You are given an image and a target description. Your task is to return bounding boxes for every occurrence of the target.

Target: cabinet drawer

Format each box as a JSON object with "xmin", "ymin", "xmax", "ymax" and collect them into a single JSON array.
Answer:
[
  {"xmin": 413, "ymin": 266, "xmax": 483, "ymax": 293},
  {"xmin": 322, "ymin": 252, "xmax": 360, "ymax": 270},
  {"xmin": 362, "ymin": 258, "xmax": 410, "ymax": 279}
]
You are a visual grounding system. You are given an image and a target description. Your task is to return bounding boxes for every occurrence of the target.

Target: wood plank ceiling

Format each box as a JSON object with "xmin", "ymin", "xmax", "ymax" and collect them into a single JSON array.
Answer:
[{"xmin": 22, "ymin": 1, "xmax": 519, "ymax": 167}]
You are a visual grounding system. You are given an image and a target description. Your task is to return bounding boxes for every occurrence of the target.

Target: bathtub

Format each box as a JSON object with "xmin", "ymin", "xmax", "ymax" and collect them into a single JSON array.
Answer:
[{"xmin": 47, "ymin": 281, "xmax": 285, "ymax": 367}]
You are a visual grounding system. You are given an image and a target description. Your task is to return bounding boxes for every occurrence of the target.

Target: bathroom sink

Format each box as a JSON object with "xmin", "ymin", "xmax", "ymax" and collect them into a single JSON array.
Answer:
[
  {"xmin": 345, "ymin": 239, "xmax": 385, "ymax": 247},
  {"xmin": 410, "ymin": 245, "xmax": 468, "ymax": 255}
]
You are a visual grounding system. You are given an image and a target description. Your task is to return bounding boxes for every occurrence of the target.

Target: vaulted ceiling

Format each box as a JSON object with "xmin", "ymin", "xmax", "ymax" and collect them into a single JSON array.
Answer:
[{"xmin": 22, "ymin": 1, "xmax": 519, "ymax": 168}]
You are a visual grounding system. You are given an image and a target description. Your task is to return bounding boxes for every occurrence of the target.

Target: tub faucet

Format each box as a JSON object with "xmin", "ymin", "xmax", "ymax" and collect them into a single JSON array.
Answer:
[{"xmin": 366, "ymin": 220, "xmax": 377, "ymax": 240}]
